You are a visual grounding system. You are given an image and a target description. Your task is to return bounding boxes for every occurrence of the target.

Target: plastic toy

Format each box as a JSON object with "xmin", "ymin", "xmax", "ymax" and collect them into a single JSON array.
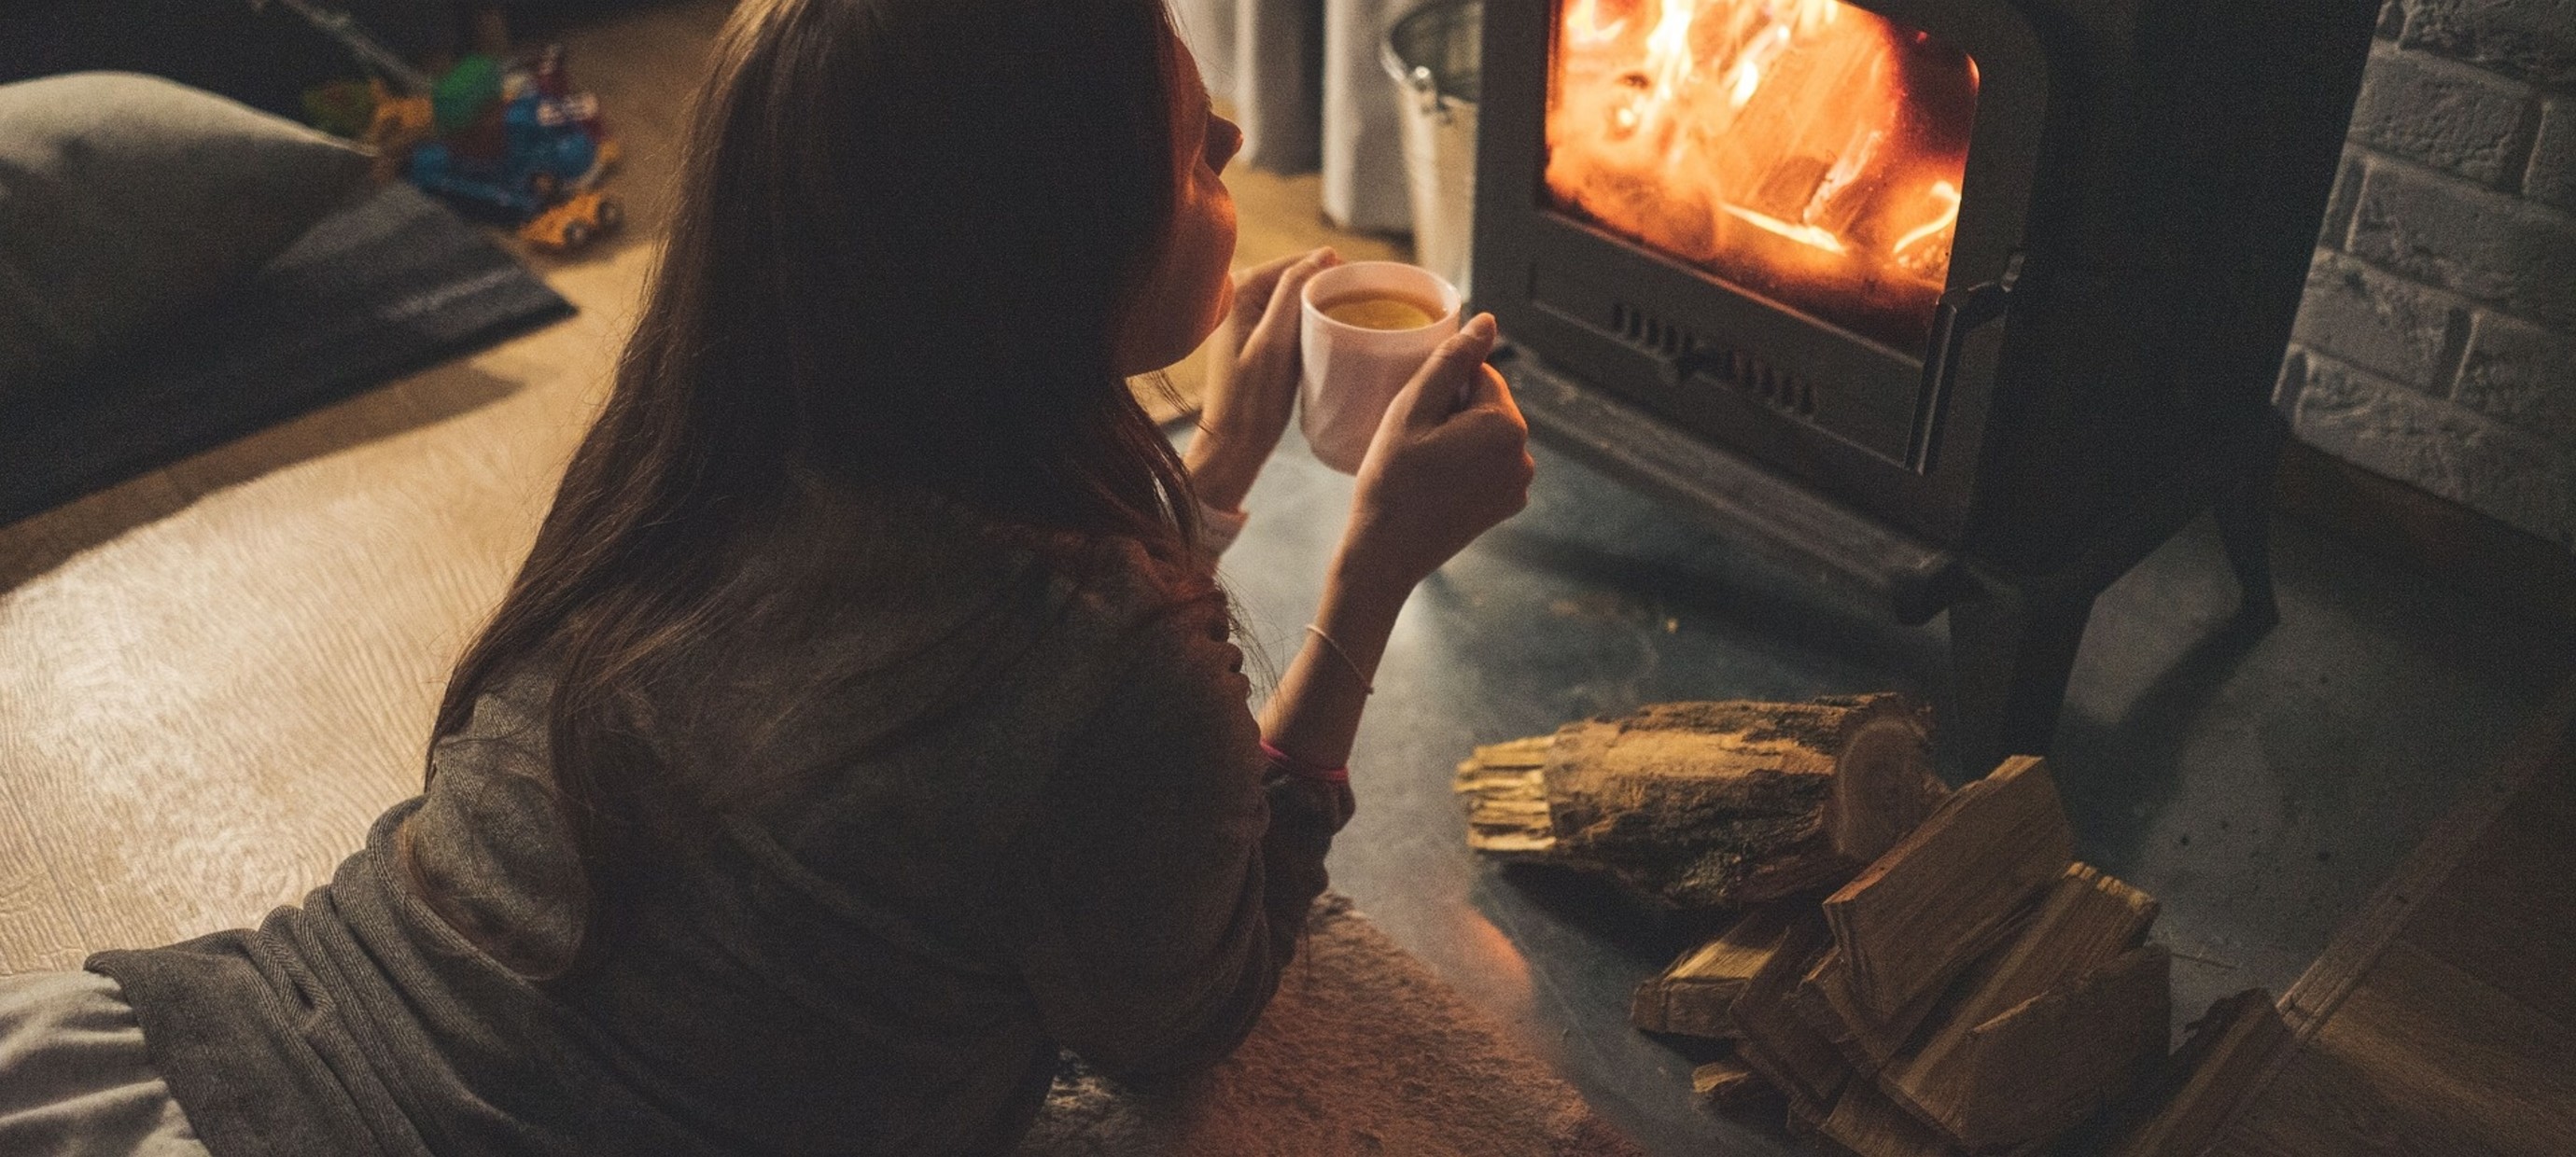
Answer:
[
  {"xmin": 257, "ymin": 0, "xmax": 623, "ymax": 253},
  {"xmin": 519, "ymin": 190, "xmax": 623, "ymax": 253},
  {"xmin": 401, "ymin": 49, "xmax": 623, "ymax": 251}
]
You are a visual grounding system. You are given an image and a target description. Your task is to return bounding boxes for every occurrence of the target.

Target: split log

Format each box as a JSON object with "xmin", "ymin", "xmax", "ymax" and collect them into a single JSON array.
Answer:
[
  {"xmin": 1817, "ymin": 1079, "xmax": 1961, "ymax": 1157},
  {"xmin": 1881, "ymin": 862, "xmax": 2158, "ymax": 1102},
  {"xmin": 2104, "ymin": 989, "xmax": 2290, "ymax": 1157},
  {"xmin": 1454, "ymin": 694, "xmax": 1947, "ymax": 910},
  {"xmin": 1822, "ymin": 756, "xmax": 2075, "ymax": 1019},
  {"xmin": 1785, "ymin": 949, "xmax": 1864, "ymax": 1063},
  {"xmin": 1631, "ymin": 903, "xmax": 1800, "ymax": 1039},
  {"xmin": 1793, "ymin": 945, "xmax": 1961, "ymax": 1072},
  {"xmin": 1879, "ymin": 864, "xmax": 2160, "ymax": 1144},
  {"xmin": 1727, "ymin": 912, "xmax": 1852, "ymax": 1117},
  {"xmin": 1888, "ymin": 942, "xmax": 2174, "ymax": 1150},
  {"xmin": 1793, "ymin": 866, "xmax": 2148, "ymax": 1080}
]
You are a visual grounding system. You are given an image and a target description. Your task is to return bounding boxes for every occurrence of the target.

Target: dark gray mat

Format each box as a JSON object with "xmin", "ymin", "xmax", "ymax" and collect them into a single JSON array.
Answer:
[{"xmin": 1, "ymin": 180, "xmax": 573, "ymax": 525}]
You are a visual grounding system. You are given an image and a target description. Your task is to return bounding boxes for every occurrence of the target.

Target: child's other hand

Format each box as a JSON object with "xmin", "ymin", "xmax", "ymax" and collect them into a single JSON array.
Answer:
[
  {"xmin": 1337, "ymin": 314, "xmax": 1533, "ymax": 594},
  {"xmin": 1186, "ymin": 247, "xmax": 1337, "ymax": 511}
]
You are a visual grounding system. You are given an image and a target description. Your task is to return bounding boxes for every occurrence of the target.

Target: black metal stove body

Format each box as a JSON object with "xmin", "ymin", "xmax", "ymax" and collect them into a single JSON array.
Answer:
[{"xmin": 1472, "ymin": 0, "xmax": 2378, "ymax": 766}]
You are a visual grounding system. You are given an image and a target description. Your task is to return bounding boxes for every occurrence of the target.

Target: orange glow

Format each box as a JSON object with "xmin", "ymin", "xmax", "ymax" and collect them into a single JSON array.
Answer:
[{"xmin": 1546, "ymin": 0, "xmax": 1980, "ymax": 352}]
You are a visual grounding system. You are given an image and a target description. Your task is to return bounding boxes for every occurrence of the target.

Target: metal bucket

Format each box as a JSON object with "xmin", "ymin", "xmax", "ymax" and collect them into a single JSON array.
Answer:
[{"xmin": 1382, "ymin": 0, "xmax": 1480, "ymax": 298}]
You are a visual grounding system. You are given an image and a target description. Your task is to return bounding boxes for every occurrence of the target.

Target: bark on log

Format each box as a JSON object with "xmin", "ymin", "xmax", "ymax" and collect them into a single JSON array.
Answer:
[{"xmin": 1454, "ymin": 695, "xmax": 1945, "ymax": 910}]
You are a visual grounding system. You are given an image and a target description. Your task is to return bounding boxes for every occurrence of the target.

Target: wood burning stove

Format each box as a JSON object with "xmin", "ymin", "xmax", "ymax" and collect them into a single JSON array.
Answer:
[{"xmin": 1472, "ymin": 0, "xmax": 2379, "ymax": 768}]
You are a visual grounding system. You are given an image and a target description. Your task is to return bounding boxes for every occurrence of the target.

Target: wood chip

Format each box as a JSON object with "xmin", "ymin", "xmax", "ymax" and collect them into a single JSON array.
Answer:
[{"xmin": 1691, "ymin": 1055, "xmax": 1779, "ymax": 1108}]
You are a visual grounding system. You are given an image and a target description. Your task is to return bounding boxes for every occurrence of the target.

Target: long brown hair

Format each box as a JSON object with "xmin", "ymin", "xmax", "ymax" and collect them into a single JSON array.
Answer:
[{"xmin": 424, "ymin": 0, "xmax": 1204, "ymax": 975}]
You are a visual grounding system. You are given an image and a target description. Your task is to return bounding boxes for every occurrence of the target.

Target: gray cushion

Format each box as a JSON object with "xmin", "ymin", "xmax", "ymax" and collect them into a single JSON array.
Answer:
[{"xmin": 0, "ymin": 72, "xmax": 372, "ymax": 395}]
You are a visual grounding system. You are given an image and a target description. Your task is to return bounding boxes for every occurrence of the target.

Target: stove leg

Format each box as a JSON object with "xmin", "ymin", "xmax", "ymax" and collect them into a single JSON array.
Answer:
[
  {"xmin": 1947, "ymin": 585, "xmax": 2100, "ymax": 774},
  {"xmin": 2213, "ymin": 467, "xmax": 2283, "ymax": 632}
]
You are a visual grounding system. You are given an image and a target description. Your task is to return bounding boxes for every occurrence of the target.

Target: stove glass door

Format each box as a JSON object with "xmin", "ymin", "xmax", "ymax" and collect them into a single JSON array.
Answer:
[{"xmin": 1545, "ymin": 0, "xmax": 1979, "ymax": 355}]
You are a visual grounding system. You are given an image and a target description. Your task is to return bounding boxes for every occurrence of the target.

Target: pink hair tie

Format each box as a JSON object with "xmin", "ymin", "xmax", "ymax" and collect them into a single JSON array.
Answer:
[{"xmin": 1260, "ymin": 738, "xmax": 1350, "ymax": 785}]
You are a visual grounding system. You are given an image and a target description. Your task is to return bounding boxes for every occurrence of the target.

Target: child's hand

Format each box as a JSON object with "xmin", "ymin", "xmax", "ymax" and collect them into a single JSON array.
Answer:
[
  {"xmin": 1186, "ymin": 247, "xmax": 1338, "ymax": 511},
  {"xmin": 1337, "ymin": 314, "xmax": 1533, "ymax": 594}
]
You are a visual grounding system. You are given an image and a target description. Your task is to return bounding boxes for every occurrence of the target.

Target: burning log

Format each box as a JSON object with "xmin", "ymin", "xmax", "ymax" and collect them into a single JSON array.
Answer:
[
  {"xmin": 1543, "ymin": 0, "xmax": 1980, "ymax": 351},
  {"xmin": 1452, "ymin": 694, "xmax": 1946, "ymax": 910}
]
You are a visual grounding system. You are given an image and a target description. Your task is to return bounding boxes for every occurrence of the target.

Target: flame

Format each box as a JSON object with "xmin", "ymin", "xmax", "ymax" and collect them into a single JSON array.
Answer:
[
  {"xmin": 1547, "ymin": 0, "xmax": 1980, "ymax": 351},
  {"xmin": 1723, "ymin": 204, "xmax": 1847, "ymax": 253},
  {"xmin": 1564, "ymin": 0, "xmax": 1628, "ymax": 46},
  {"xmin": 1891, "ymin": 179, "xmax": 1962, "ymax": 258},
  {"xmin": 1644, "ymin": 0, "xmax": 1696, "ymax": 116}
]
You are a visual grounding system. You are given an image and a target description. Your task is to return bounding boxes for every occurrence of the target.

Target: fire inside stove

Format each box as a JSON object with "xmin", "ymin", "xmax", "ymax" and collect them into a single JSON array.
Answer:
[{"xmin": 1547, "ymin": 0, "xmax": 1980, "ymax": 353}]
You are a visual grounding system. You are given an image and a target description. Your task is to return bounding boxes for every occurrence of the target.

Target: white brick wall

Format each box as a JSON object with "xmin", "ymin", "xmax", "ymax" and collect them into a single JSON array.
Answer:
[{"xmin": 2282, "ymin": 0, "xmax": 2576, "ymax": 550}]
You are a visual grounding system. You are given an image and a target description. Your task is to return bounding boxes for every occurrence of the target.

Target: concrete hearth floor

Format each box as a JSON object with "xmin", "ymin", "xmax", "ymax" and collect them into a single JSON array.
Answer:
[{"xmin": 1206, "ymin": 420, "xmax": 2572, "ymax": 1154}]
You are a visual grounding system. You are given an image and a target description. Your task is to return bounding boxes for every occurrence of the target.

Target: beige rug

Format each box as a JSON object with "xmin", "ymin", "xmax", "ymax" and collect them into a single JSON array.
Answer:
[{"xmin": 1019, "ymin": 895, "xmax": 1645, "ymax": 1157}]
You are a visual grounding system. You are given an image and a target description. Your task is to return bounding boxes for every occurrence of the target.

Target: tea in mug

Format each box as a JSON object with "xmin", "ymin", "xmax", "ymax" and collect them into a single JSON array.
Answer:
[{"xmin": 1318, "ymin": 292, "xmax": 1442, "ymax": 331}]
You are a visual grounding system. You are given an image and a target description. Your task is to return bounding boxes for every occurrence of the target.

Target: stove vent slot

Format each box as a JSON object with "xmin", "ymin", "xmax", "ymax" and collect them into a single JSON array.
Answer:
[{"xmin": 1607, "ymin": 300, "xmax": 1815, "ymax": 418}]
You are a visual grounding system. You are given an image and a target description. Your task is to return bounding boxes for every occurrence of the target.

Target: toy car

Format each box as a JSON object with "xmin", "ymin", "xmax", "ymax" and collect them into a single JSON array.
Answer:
[{"xmin": 519, "ymin": 190, "xmax": 623, "ymax": 253}]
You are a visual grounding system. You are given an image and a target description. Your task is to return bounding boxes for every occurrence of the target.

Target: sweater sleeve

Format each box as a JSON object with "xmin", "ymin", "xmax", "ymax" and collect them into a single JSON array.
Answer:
[{"xmin": 1015, "ymin": 602, "xmax": 1351, "ymax": 1080}]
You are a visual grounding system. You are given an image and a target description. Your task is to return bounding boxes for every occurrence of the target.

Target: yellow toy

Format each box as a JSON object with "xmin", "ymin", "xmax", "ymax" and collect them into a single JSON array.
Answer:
[
  {"xmin": 364, "ymin": 80, "xmax": 437, "ymax": 184},
  {"xmin": 518, "ymin": 190, "xmax": 623, "ymax": 253}
]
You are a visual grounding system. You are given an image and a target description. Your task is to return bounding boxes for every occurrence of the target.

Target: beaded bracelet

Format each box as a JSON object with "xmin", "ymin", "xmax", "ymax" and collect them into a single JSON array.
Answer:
[{"xmin": 1259, "ymin": 738, "xmax": 1351, "ymax": 785}]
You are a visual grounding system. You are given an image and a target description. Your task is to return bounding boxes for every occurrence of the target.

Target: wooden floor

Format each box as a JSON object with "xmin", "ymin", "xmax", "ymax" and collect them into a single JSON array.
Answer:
[
  {"xmin": 2210, "ymin": 676, "xmax": 2576, "ymax": 1156},
  {"xmin": 0, "ymin": 0, "xmax": 1394, "ymax": 973}
]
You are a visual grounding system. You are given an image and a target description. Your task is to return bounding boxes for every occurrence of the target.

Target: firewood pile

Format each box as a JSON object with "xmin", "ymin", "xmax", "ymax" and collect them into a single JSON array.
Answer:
[{"xmin": 1453, "ymin": 695, "xmax": 2292, "ymax": 1156}]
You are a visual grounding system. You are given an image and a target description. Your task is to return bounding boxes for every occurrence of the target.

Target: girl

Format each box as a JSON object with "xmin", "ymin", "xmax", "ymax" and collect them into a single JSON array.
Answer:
[{"xmin": 0, "ymin": 0, "xmax": 1532, "ymax": 1152}]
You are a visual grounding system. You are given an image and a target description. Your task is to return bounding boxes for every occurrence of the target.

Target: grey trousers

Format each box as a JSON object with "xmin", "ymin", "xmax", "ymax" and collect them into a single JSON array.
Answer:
[{"xmin": 0, "ymin": 970, "xmax": 208, "ymax": 1157}]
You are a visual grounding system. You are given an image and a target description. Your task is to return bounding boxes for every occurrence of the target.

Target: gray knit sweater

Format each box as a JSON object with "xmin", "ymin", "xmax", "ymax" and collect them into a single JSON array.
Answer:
[{"xmin": 88, "ymin": 489, "xmax": 1351, "ymax": 1156}]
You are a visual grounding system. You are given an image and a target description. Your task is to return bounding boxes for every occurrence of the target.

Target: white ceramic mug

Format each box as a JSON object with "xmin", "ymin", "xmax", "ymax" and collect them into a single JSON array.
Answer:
[{"xmin": 1297, "ymin": 260, "xmax": 1463, "ymax": 474}]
